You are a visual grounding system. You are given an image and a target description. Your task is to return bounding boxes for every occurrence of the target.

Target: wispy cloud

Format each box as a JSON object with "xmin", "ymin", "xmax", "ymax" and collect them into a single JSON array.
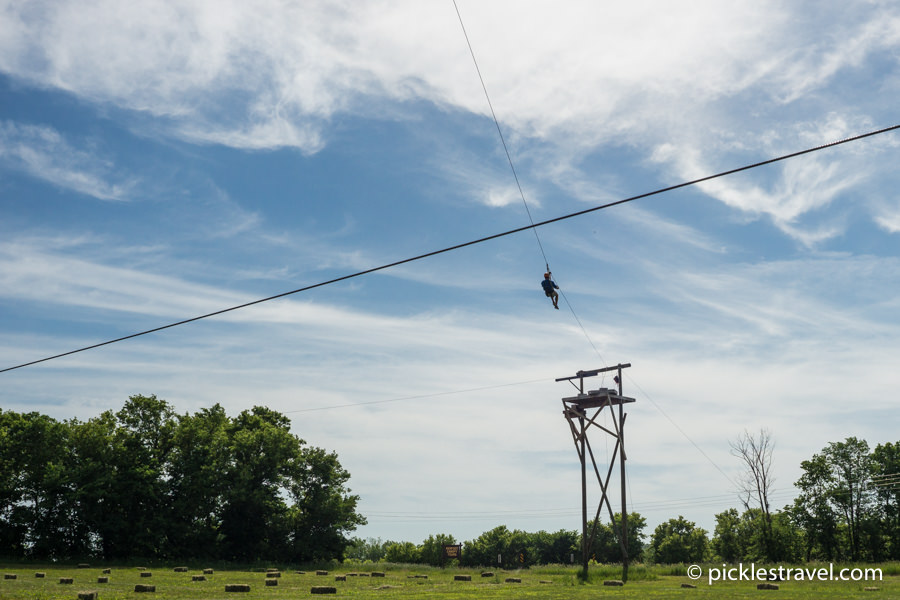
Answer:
[
  {"xmin": 3, "ymin": 1, "xmax": 894, "ymax": 153},
  {"xmin": 0, "ymin": 121, "xmax": 134, "ymax": 200}
]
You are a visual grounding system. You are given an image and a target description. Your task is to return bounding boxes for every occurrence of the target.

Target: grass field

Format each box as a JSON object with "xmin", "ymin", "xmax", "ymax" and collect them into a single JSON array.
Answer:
[{"xmin": 0, "ymin": 563, "xmax": 895, "ymax": 599}]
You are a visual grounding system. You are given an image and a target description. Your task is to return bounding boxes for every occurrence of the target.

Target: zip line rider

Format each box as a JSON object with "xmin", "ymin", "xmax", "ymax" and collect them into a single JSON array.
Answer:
[{"xmin": 541, "ymin": 272, "xmax": 559, "ymax": 309}]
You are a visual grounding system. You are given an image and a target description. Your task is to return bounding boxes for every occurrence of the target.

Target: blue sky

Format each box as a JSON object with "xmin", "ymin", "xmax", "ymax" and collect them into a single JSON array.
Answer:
[{"xmin": 2, "ymin": 0, "xmax": 900, "ymax": 546}]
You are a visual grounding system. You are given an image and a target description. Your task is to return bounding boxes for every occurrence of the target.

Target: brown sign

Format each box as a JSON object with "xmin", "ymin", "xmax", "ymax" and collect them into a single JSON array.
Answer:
[{"xmin": 442, "ymin": 544, "xmax": 462, "ymax": 559}]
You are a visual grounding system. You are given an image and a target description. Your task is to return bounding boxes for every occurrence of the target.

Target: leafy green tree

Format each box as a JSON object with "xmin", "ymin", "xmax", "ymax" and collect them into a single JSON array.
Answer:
[
  {"xmin": 419, "ymin": 533, "xmax": 457, "ymax": 566},
  {"xmin": 219, "ymin": 406, "xmax": 303, "ymax": 560},
  {"xmin": 529, "ymin": 529, "xmax": 578, "ymax": 565},
  {"xmin": 712, "ymin": 508, "xmax": 745, "ymax": 562},
  {"xmin": 67, "ymin": 410, "xmax": 119, "ymax": 558},
  {"xmin": 871, "ymin": 441, "xmax": 900, "ymax": 559},
  {"xmin": 109, "ymin": 395, "xmax": 177, "ymax": 558},
  {"xmin": 345, "ymin": 537, "xmax": 388, "ymax": 562},
  {"xmin": 826, "ymin": 437, "xmax": 872, "ymax": 560},
  {"xmin": 0, "ymin": 410, "xmax": 75, "ymax": 559},
  {"xmin": 793, "ymin": 437, "xmax": 875, "ymax": 561},
  {"xmin": 286, "ymin": 445, "xmax": 366, "ymax": 562},
  {"xmin": 166, "ymin": 404, "xmax": 230, "ymax": 558},
  {"xmin": 648, "ymin": 516, "xmax": 708, "ymax": 564},
  {"xmin": 384, "ymin": 541, "xmax": 420, "ymax": 564},
  {"xmin": 793, "ymin": 452, "xmax": 840, "ymax": 560},
  {"xmin": 764, "ymin": 509, "xmax": 802, "ymax": 562},
  {"xmin": 1, "ymin": 399, "xmax": 365, "ymax": 562},
  {"xmin": 586, "ymin": 512, "xmax": 646, "ymax": 563}
]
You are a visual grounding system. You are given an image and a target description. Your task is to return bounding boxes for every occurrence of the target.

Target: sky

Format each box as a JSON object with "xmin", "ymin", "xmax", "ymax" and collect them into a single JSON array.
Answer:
[{"xmin": 1, "ymin": 0, "xmax": 900, "ymax": 548}]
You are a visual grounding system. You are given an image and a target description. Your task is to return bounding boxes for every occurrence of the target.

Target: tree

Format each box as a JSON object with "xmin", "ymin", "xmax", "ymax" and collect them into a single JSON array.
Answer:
[
  {"xmin": 384, "ymin": 541, "xmax": 420, "ymax": 564},
  {"xmin": 345, "ymin": 537, "xmax": 388, "ymax": 562},
  {"xmin": 0, "ymin": 410, "xmax": 75, "ymax": 559},
  {"xmin": 166, "ymin": 404, "xmax": 230, "ymax": 558},
  {"xmin": 419, "ymin": 533, "xmax": 457, "ymax": 566},
  {"xmin": 768, "ymin": 510, "xmax": 802, "ymax": 563},
  {"xmin": 730, "ymin": 428, "xmax": 776, "ymax": 560},
  {"xmin": 2, "ymin": 399, "xmax": 364, "ymax": 562},
  {"xmin": 871, "ymin": 441, "xmax": 900, "ymax": 559},
  {"xmin": 793, "ymin": 453, "xmax": 840, "ymax": 561},
  {"xmin": 825, "ymin": 437, "xmax": 873, "ymax": 560},
  {"xmin": 67, "ymin": 410, "xmax": 119, "ymax": 558},
  {"xmin": 529, "ymin": 529, "xmax": 579, "ymax": 565},
  {"xmin": 712, "ymin": 508, "xmax": 745, "ymax": 562},
  {"xmin": 461, "ymin": 525, "xmax": 532, "ymax": 568},
  {"xmin": 108, "ymin": 395, "xmax": 177, "ymax": 558},
  {"xmin": 586, "ymin": 512, "xmax": 646, "ymax": 563},
  {"xmin": 648, "ymin": 516, "xmax": 708, "ymax": 564},
  {"xmin": 793, "ymin": 437, "xmax": 876, "ymax": 561},
  {"xmin": 218, "ymin": 406, "xmax": 306, "ymax": 561},
  {"xmin": 286, "ymin": 445, "xmax": 366, "ymax": 562}
]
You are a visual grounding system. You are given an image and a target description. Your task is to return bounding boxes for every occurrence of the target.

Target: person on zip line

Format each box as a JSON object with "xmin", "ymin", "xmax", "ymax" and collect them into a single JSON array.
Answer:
[{"xmin": 541, "ymin": 272, "xmax": 559, "ymax": 309}]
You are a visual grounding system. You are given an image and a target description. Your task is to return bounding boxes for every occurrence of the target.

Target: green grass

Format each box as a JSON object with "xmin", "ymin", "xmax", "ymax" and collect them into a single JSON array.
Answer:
[{"xmin": 0, "ymin": 563, "xmax": 895, "ymax": 599}]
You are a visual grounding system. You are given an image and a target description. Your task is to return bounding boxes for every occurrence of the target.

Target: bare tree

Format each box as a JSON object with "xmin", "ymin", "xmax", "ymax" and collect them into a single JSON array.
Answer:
[{"xmin": 730, "ymin": 428, "xmax": 775, "ymax": 559}]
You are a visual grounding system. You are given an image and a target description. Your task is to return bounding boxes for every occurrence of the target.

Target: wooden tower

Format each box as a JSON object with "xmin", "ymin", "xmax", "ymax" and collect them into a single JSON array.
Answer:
[{"xmin": 558, "ymin": 363, "xmax": 635, "ymax": 582}]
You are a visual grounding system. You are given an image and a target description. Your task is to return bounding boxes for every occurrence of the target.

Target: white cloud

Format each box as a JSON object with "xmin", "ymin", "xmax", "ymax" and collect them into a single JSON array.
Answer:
[
  {"xmin": 2, "ymin": 0, "xmax": 894, "ymax": 152},
  {"xmin": 2, "ymin": 0, "xmax": 897, "ymax": 247},
  {"xmin": 0, "ymin": 121, "xmax": 134, "ymax": 200}
]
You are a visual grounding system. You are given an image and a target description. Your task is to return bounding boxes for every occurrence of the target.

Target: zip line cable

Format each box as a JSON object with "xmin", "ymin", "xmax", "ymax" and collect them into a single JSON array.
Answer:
[
  {"xmin": 624, "ymin": 372, "xmax": 738, "ymax": 489},
  {"xmin": 1, "ymin": 123, "xmax": 898, "ymax": 374},
  {"xmin": 452, "ymin": 0, "xmax": 605, "ymax": 365},
  {"xmin": 451, "ymin": 0, "xmax": 549, "ymax": 272}
]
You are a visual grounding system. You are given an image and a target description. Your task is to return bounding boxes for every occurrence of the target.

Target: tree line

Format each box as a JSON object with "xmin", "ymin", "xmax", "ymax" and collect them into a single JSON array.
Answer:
[
  {"xmin": 346, "ymin": 433, "xmax": 900, "ymax": 566},
  {"xmin": 346, "ymin": 515, "xmax": 646, "ymax": 568},
  {"xmin": 2, "ymin": 399, "xmax": 897, "ymax": 566},
  {"xmin": 0, "ymin": 396, "xmax": 365, "ymax": 562}
]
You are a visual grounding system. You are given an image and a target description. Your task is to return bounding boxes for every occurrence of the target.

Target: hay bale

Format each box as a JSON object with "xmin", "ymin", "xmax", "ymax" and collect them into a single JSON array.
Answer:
[
  {"xmin": 505, "ymin": 577, "xmax": 522, "ymax": 583},
  {"xmin": 310, "ymin": 586, "xmax": 336, "ymax": 594},
  {"xmin": 203, "ymin": 569, "xmax": 214, "ymax": 575},
  {"xmin": 371, "ymin": 572, "xmax": 385, "ymax": 578},
  {"xmin": 603, "ymin": 580, "xmax": 624, "ymax": 586},
  {"xmin": 540, "ymin": 580, "xmax": 552, "ymax": 584},
  {"xmin": 139, "ymin": 572, "xmax": 152, "ymax": 578},
  {"xmin": 173, "ymin": 567, "xmax": 188, "ymax": 573},
  {"xmin": 358, "ymin": 573, "xmax": 370, "ymax": 577},
  {"xmin": 757, "ymin": 583, "xmax": 779, "ymax": 590},
  {"xmin": 4, "ymin": 574, "xmax": 16, "ymax": 580},
  {"xmin": 265, "ymin": 579, "xmax": 278, "ymax": 587},
  {"xmin": 481, "ymin": 572, "xmax": 494, "ymax": 577},
  {"xmin": 454, "ymin": 575, "xmax": 471, "ymax": 581},
  {"xmin": 224, "ymin": 584, "xmax": 250, "ymax": 593},
  {"xmin": 315, "ymin": 570, "xmax": 328, "ymax": 576},
  {"xmin": 347, "ymin": 573, "xmax": 358, "ymax": 577},
  {"xmin": 97, "ymin": 577, "xmax": 109, "ymax": 584},
  {"xmin": 77, "ymin": 592, "xmax": 98, "ymax": 600},
  {"xmin": 265, "ymin": 571, "xmax": 280, "ymax": 578},
  {"xmin": 191, "ymin": 576, "xmax": 206, "ymax": 582},
  {"xmin": 295, "ymin": 571, "xmax": 305, "ymax": 575},
  {"xmin": 334, "ymin": 575, "xmax": 346, "ymax": 582},
  {"xmin": 681, "ymin": 583, "xmax": 697, "ymax": 588},
  {"xmin": 77, "ymin": 564, "xmax": 90, "ymax": 569},
  {"xmin": 60, "ymin": 578, "xmax": 74, "ymax": 584},
  {"xmin": 134, "ymin": 584, "xmax": 155, "ymax": 593},
  {"xmin": 102, "ymin": 569, "xmax": 111, "ymax": 575},
  {"xmin": 35, "ymin": 573, "xmax": 46, "ymax": 578},
  {"xmin": 864, "ymin": 587, "xmax": 880, "ymax": 591}
]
